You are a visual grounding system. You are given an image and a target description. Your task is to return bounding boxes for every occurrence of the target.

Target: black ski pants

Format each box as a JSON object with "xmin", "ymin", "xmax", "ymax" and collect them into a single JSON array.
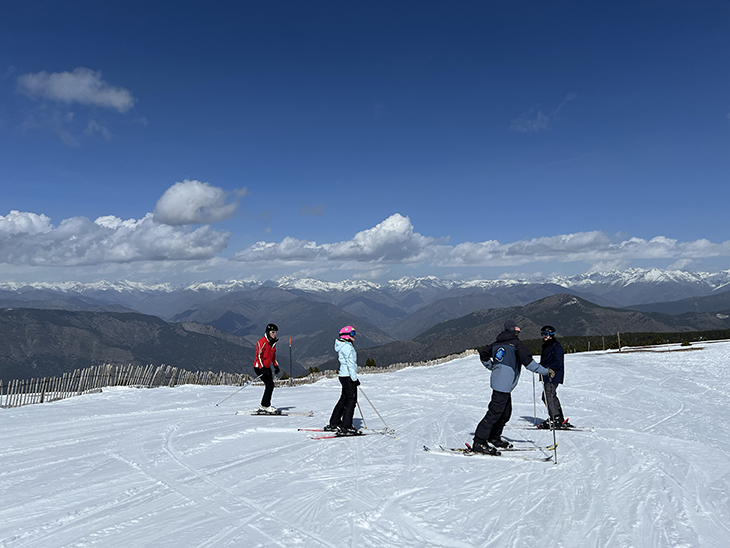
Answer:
[
  {"xmin": 474, "ymin": 390, "xmax": 512, "ymax": 444},
  {"xmin": 541, "ymin": 382, "xmax": 564, "ymax": 423},
  {"xmin": 260, "ymin": 367, "xmax": 275, "ymax": 407},
  {"xmin": 329, "ymin": 376, "xmax": 358, "ymax": 429}
]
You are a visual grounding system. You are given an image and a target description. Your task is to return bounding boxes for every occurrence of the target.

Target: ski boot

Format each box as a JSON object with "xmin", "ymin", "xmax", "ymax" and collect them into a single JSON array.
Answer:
[
  {"xmin": 257, "ymin": 405, "xmax": 280, "ymax": 415},
  {"xmin": 470, "ymin": 441, "xmax": 500, "ymax": 456},
  {"xmin": 336, "ymin": 426, "xmax": 362, "ymax": 437},
  {"xmin": 488, "ymin": 437, "xmax": 514, "ymax": 449}
]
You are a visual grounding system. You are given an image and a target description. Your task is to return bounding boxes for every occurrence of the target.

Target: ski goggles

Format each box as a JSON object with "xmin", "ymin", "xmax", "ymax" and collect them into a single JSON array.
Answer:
[
  {"xmin": 341, "ymin": 330, "xmax": 356, "ymax": 338},
  {"xmin": 541, "ymin": 330, "xmax": 555, "ymax": 337}
]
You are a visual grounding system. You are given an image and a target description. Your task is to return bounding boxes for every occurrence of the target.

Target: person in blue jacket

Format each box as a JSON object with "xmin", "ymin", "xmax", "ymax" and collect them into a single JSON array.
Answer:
[
  {"xmin": 537, "ymin": 325, "xmax": 572, "ymax": 429},
  {"xmin": 325, "ymin": 326, "xmax": 361, "ymax": 436},
  {"xmin": 473, "ymin": 320, "xmax": 554, "ymax": 455}
]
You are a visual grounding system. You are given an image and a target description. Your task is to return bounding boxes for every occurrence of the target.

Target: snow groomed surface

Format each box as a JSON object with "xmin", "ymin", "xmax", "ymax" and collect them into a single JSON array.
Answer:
[{"xmin": 1, "ymin": 341, "xmax": 729, "ymax": 547}]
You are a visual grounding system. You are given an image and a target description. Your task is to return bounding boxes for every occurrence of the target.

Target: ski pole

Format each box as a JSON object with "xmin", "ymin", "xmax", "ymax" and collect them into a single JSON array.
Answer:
[
  {"xmin": 357, "ymin": 401, "xmax": 368, "ymax": 429},
  {"xmin": 215, "ymin": 374, "xmax": 262, "ymax": 407},
  {"xmin": 532, "ymin": 373, "xmax": 537, "ymax": 425},
  {"xmin": 289, "ymin": 337, "xmax": 293, "ymax": 387},
  {"xmin": 358, "ymin": 387, "xmax": 394, "ymax": 434},
  {"xmin": 541, "ymin": 383, "xmax": 558, "ymax": 465}
]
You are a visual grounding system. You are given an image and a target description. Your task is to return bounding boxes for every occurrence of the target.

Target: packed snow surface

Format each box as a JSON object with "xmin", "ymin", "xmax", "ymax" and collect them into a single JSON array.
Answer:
[{"xmin": 2, "ymin": 342, "xmax": 730, "ymax": 547}]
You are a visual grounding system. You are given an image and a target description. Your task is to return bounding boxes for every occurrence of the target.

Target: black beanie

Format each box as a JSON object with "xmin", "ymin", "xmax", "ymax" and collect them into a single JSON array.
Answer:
[{"xmin": 504, "ymin": 320, "xmax": 518, "ymax": 331}]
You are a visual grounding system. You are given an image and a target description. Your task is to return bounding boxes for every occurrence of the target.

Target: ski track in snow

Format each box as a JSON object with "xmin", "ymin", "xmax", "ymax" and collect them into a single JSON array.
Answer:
[{"xmin": 2, "ymin": 342, "xmax": 730, "ymax": 547}]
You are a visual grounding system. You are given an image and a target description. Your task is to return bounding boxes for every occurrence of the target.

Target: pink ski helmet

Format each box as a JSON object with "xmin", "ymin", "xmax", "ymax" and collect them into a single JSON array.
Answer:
[{"xmin": 339, "ymin": 325, "xmax": 356, "ymax": 341}]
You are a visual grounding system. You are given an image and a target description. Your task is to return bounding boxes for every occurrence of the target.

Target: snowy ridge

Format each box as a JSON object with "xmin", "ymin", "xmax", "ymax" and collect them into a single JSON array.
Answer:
[
  {"xmin": 2, "ymin": 267, "xmax": 730, "ymax": 299},
  {"xmin": 274, "ymin": 276, "xmax": 382, "ymax": 293},
  {"xmin": 1, "ymin": 342, "xmax": 729, "ymax": 546},
  {"xmin": 550, "ymin": 267, "xmax": 730, "ymax": 290}
]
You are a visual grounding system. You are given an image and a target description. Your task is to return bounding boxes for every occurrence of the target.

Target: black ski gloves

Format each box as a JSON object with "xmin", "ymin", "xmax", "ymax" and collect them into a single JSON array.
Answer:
[
  {"xmin": 354, "ymin": 379, "xmax": 360, "ymax": 386},
  {"xmin": 274, "ymin": 366, "xmax": 280, "ymax": 375}
]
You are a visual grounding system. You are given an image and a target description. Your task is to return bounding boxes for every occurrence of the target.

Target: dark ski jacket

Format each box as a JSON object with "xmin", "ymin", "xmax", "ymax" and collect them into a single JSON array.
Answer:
[
  {"xmin": 479, "ymin": 330, "xmax": 549, "ymax": 393},
  {"xmin": 540, "ymin": 338, "xmax": 564, "ymax": 385}
]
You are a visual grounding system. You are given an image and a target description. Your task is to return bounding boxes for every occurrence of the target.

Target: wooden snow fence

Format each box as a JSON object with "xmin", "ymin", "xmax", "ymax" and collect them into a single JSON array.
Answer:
[
  {"xmin": 0, "ymin": 349, "xmax": 478, "ymax": 409},
  {"xmin": 0, "ymin": 363, "xmax": 253, "ymax": 409}
]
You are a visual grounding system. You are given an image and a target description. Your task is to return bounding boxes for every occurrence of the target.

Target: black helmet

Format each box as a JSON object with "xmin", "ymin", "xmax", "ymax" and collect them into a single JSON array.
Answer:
[
  {"xmin": 265, "ymin": 323, "xmax": 279, "ymax": 334},
  {"xmin": 540, "ymin": 325, "xmax": 556, "ymax": 337}
]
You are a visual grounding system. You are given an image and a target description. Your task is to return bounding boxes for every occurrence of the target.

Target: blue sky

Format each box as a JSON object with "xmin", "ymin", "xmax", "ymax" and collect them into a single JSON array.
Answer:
[{"xmin": 1, "ymin": 1, "xmax": 729, "ymax": 284}]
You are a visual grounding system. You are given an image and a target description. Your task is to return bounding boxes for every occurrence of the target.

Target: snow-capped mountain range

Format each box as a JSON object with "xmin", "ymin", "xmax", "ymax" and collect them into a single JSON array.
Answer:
[{"xmin": 3, "ymin": 267, "xmax": 730, "ymax": 302}]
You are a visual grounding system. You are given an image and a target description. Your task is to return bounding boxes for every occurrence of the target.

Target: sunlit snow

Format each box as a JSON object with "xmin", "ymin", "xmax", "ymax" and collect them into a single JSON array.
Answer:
[{"xmin": 1, "ymin": 341, "xmax": 729, "ymax": 547}]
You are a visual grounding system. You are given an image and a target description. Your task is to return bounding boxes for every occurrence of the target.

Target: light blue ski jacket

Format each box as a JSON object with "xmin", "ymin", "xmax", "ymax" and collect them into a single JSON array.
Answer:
[{"xmin": 335, "ymin": 338, "xmax": 358, "ymax": 381}]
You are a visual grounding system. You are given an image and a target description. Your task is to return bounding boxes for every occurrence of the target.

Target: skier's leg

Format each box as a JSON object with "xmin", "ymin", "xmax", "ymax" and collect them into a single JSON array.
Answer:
[
  {"xmin": 260, "ymin": 368, "xmax": 274, "ymax": 407},
  {"xmin": 340, "ymin": 378, "xmax": 357, "ymax": 429},
  {"xmin": 328, "ymin": 377, "xmax": 348, "ymax": 427},
  {"xmin": 474, "ymin": 390, "xmax": 509, "ymax": 444},
  {"xmin": 544, "ymin": 383, "xmax": 563, "ymax": 422},
  {"xmin": 489, "ymin": 393, "xmax": 512, "ymax": 441}
]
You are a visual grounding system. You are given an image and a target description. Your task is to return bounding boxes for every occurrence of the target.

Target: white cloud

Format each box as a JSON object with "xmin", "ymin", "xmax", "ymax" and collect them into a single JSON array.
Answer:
[
  {"xmin": 16, "ymin": 68, "xmax": 135, "ymax": 112},
  {"xmin": 20, "ymin": 106, "xmax": 80, "ymax": 146},
  {"xmin": 84, "ymin": 119, "xmax": 112, "ymax": 140},
  {"xmin": 667, "ymin": 258, "xmax": 695, "ymax": 270},
  {"xmin": 233, "ymin": 213, "xmax": 730, "ymax": 270},
  {"xmin": 153, "ymin": 180, "xmax": 244, "ymax": 226},
  {"xmin": 510, "ymin": 93, "xmax": 577, "ymax": 133},
  {"xmin": 587, "ymin": 261, "xmax": 630, "ymax": 273},
  {"xmin": 0, "ymin": 211, "xmax": 230, "ymax": 267},
  {"xmin": 0, "ymin": 210, "xmax": 53, "ymax": 235},
  {"xmin": 510, "ymin": 109, "xmax": 550, "ymax": 133},
  {"xmin": 4, "ymin": 205, "xmax": 729, "ymax": 277},
  {"xmin": 235, "ymin": 214, "xmax": 436, "ymax": 264}
]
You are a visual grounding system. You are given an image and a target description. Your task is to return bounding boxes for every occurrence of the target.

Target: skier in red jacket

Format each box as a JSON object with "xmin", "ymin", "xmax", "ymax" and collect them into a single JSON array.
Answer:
[{"xmin": 253, "ymin": 323, "xmax": 280, "ymax": 414}]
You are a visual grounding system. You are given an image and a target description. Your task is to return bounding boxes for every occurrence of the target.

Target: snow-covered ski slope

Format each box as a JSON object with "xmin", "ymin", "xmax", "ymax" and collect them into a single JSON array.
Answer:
[{"xmin": 2, "ymin": 342, "xmax": 729, "ymax": 548}]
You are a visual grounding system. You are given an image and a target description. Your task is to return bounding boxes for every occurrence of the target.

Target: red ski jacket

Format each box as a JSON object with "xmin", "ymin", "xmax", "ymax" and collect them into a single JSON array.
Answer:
[{"xmin": 254, "ymin": 335, "xmax": 278, "ymax": 369}]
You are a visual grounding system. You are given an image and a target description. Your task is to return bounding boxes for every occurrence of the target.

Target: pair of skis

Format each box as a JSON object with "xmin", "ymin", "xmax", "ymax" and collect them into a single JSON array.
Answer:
[
  {"xmin": 423, "ymin": 443, "xmax": 555, "ymax": 462},
  {"xmin": 298, "ymin": 427, "xmax": 395, "ymax": 440},
  {"xmin": 238, "ymin": 409, "xmax": 314, "ymax": 417},
  {"xmin": 240, "ymin": 409, "xmax": 396, "ymax": 439},
  {"xmin": 514, "ymin": 424, "xmax": 593, "ymax": 432}
]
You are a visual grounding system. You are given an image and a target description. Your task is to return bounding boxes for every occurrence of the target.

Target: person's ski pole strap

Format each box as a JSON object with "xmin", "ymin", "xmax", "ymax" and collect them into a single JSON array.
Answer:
[{"xmin": 214, "ymin": 373, "xmax": 262, "ymax": 406}]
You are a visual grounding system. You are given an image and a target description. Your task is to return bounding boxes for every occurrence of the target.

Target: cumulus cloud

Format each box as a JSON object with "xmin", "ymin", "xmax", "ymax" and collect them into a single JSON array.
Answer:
[
  {"xmin": 153, "ymin": 180, "xmax": 244, "ymax": 226},
  {"xmin": 510, "ymin": 92, "xmax": 577, "ymax": 133},
  {"xmin": 0, "ymin": 210, "xmax": 230, "ymax": 267},
  {"xmin": 233, "ymin": 213, "xmax": 730, "ymax": 270},
  {"xmin": 4, "ymin": 203, "xmax": 729, "ymax": 275},
  {"xmin": 16, "ymin": 68, "xmax": 135, "ymax": 112},
  {"xmin": 235, "ymin": 214, "xmax": 436, "ymax": 264},
  {"xmin": 0, "ymin": 210, "xmax": 53, "ymax": 235}
]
